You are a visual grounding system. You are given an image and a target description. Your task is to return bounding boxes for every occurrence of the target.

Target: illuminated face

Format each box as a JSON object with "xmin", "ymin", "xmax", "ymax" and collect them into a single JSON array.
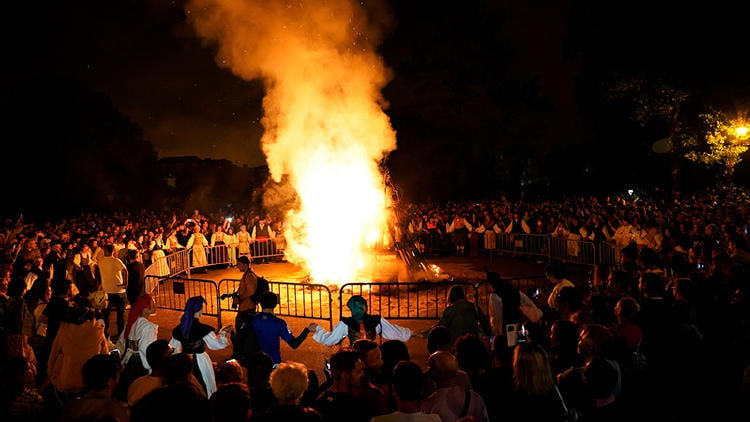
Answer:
[
  {"xmin": 348, "ymin": 359, "xmax": 365, "ymax": 386},
  {"xmin": 365, "ymin": 347, "xmax": 383, "ymax": 373}
]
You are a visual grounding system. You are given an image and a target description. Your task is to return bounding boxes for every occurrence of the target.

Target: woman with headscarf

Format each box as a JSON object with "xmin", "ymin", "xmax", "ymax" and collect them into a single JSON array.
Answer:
[
  {"xmin": 310, "ymin": 295, "xmax": 412, "ymax": 346},
  {"xmin": 169, "ymin": 296, "xmax": 234, "ymax": 397},
  {"xmin": 114, "ymin": 294, "xmax": 158, "ymax": 400}
]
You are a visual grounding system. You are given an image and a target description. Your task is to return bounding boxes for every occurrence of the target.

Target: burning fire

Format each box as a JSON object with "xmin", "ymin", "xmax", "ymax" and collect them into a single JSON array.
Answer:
[{"xmin": 188, "ymin": 0, "xmax": 397, "ymax": 285}]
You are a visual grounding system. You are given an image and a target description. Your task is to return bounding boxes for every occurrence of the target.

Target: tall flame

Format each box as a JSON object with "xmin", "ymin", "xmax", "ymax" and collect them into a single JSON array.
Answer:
[{"xmin": 187, "ymin": 0, "xmax": 397, "ymax": 284}]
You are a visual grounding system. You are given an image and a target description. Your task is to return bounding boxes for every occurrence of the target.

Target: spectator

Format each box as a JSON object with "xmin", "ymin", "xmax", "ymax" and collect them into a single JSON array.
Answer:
[
  {"xmin": 210, "ymin": 382, "xmax": 251, "ymax": 422},
  {"xmin": 60, "ymin": 354, "xmax": 129, "ymax": 422},
  {"xmin": 125, "ymin": 249, "xmax": 145, "ymax": 305},
  {"xmin": 507, "ymin": 343, "xmax": 570, "ymax": 421},
  {"xmin": 546, "ymin": 261, "xmax": 576, "ymax": 313},
  {"xmin": 420, "ymin": 350, "xmax": 489, "ymax": 422},
  {"xmin": 47, "ymin": 295, "xmax": 108, "ymax": 397},
  {"xmin": 313, "ymin": 350, "xmax": 372, "ymax": 422},
  {"xmin": 425, "ymin": 285, "xmax": 491, "ymax": 344},
  {"xmin": 0, "ymin": 355, "xmax": 44, "ymax": 422},
  {"xmin": 98, "ymin": 244, "xmax": 128, "ymax": 340},
  {"xmin": 127, "ymin": 339, "xmax": 172, "ymax": 406},
  {"xmin": 351, "ymin": 339, "xmax": 389, "ymax": 416},
  {"xmin": 372, "ymin": 360, "xmax": 440, "ymax": 422},
  {"xmin": 253, "ymin": 361, "xmax": 323, "ymax": 422}
]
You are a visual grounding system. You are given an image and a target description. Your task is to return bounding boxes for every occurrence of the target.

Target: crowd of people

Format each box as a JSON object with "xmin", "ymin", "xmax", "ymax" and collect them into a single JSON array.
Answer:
[{"xmin": 0, "ymin": 185, "xmax": 749, "ymax": 421}]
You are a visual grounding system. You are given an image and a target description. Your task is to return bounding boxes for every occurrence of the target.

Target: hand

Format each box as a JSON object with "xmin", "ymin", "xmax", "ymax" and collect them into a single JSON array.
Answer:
[
  {"xmin": 307, "ymin": 323, "xmax": 318, "ymax": 332},
  {"xmin": 220, "ymin": 325, "xmax": 235, "ymax": 335}
]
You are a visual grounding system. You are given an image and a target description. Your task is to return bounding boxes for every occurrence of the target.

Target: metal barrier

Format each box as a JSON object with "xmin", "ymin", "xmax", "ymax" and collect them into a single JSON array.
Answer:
[
  {"xmin": 548, "ymin": 237, "xmax": 597, "ymax": 266},
  {"xmin": 217, "ymin": 278, "xmax": 333, "ymax": 330},
  {"xmin": 494, "ymin": 233, "xmax": 550, "ymax": 259},
  {"xmin": 338, "ymin": 281, "xmax": 479, "ymax": 321},
  {"xmin": 146, "ymin": 275, "xmax": 220, "ymax": 318},
  {"xmin": 597, "ymin": 242, "xmax": 620, "ymax": 266}
]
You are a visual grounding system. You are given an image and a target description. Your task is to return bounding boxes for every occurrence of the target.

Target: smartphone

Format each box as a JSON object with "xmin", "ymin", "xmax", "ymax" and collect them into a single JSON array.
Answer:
[
  {"xmin": 517, "ymin": 324, "xmax": 528, "ymax": 344},
  {"xmin": 532, "ymin": 288, "xmax": 542, "ymax": 299},
  {"xmin": 506, "ymin": 324, "xmax": 518, "ymax": 347}
]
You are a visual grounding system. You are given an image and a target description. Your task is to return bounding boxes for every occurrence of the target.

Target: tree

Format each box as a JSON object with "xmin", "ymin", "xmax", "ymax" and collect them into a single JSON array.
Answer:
[
  {"xmin": 683, "ymin": 111, "xmax": 750, "ymax": 179},
  {"xmin": 606, "ymin": 75, "xmax": 690, "ymax": 192}
]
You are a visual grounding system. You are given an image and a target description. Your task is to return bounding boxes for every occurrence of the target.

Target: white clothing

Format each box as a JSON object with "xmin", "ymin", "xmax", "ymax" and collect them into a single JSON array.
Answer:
[
  {"xmin": 421, "ymin": 385, "xmax": 489, "ymax": 422},
  {"xmin": 99, "ymin": 255, "xmax": 127, "ymax": 294},
  {"xmin": 187, "ymin": 233, "xmax": 208, "ymax": 268},
  {"xmin": 150, "ymin": 248, "xmax": 169, "ymax": 279},
  {"xmin": 169, "ymin": 330, "xmax": 229, "ymax": 397},
  {"xmin": 117, "ymin": 317, "xmax": 158, "ymax": 371},
  {"xmin": 489, "ymin": 291, "xmax": 543, "ymax": 336},
  {"xmin": 312, "ymin": 317, "xmax": 412, "ymax": 346},
  {"xmin": 371, "ymin": 411, "xmax": 442, "ymax": 422}
]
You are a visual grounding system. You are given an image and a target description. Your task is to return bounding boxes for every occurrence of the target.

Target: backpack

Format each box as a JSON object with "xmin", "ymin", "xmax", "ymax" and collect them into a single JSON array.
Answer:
[{"xmin": 250, "ymin": 274, "xmax": 270, "ymax": 303}]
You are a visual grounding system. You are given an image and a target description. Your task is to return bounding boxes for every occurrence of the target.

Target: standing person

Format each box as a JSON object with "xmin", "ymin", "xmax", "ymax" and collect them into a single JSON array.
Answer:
[
  {"xmin": 169, "ymin": 296, "xmax": 234, "ymax": 397},
  {"xmin": 115, "ymin": 295, "xmax": 158, "ymax": 401},
  {"xmin": 236, "ymin": 225, "xmax": 251, "ymax": 259},
  {"xmin": 311, "ymin": 295, "xmax": 412, "ymax": 346},
  {"xmin": 487, "ymin": 271, "xmax": 542, "ymax": 336},
  {"xmin": 251, "ymin": 218, "xmax": 276, "ymax": 263},
  {"xmin": 47, "ymin": 296, "xmax": 109, "ymax": 398},
  {"xmin": 420, "ymin": 350, "xmax": 490, "ymax": 422},
  {"xmin": 126, "ymin": 249, "xmax": 145, "ymax": 306},
  {"xmin": 186, "ymin": 226, "xmax": 208, "ymax": 273},
  {"xmin": 423, "ymin": 285, "xmax": 491, "ymax": 344},
  {"xmin": 231, "ymin": 255, "xmax": 258, "ymax": 363},
  {"xmin": 372, "ymin": 360, "xmax": 441, "ymax": 422},
  {"xmin": 225, "ymin": 227, "xmax": 238, "ymax": 267},
  {"xmin": 60, "ymin": 354, "xmax": 130, "ymax": 422},
  {"xmin": 313, "ymin": 350, "xmax": 373, "ymax": 422},
  {"xmin": 545, "ymin": 261, "xmax": 576, "ymax": 314},
  {"xmin": 252, "ymin": 291, "xmax": 314, "ymax": 366},
  {"xmin": 252, "ymin": 361, "xmax": 324, "ymax": 422},
  {"xmin": 98, "ymin": 244, "xmax": 128, "ymax": 340},
  {"xmin": 209, "ymin": 225, "xmax": 228, "ymax": 269}
]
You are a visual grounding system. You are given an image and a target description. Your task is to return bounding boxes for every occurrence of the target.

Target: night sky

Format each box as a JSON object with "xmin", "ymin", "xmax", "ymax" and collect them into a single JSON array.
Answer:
[{"xmin": 3, "ymin": 1, "xmax": 750, "ymax": 184}]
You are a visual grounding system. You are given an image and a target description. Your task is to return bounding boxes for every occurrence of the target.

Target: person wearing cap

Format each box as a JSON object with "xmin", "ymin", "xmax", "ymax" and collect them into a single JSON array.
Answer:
[
  {"xmin": 310, "ymin": 295, "xmax": 412, "ymax": 347},
  {"xmin": 169, "ymin": 296, "xmax": 234, "ymax": 397}
]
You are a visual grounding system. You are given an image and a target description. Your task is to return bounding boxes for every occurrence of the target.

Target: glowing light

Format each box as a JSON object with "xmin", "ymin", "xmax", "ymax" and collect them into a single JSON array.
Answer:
[
  {"xmin": 188, "ymin": 0, "xmax": 396, "ymax": 286},
  {"xmin": 735, "ymin": 125, "xmax": 749, "ymax": 138}
]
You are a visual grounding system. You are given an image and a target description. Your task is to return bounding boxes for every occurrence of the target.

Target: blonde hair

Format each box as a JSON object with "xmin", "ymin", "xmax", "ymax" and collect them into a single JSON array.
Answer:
[
  {"xmin": 270, "ymin": 361, "xmax": 309, "ymax": 404},
  {"xmin": 512, "ymin": 343, "xmax": 554, "ymax": 398}
]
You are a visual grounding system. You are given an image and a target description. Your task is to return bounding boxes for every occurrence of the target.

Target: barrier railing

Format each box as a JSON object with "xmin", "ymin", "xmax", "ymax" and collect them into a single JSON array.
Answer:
[
  {"xmin": 217, "ymin": 278, "xmax": 333, "ymax": 330},
  {"xmin": 146, "ymin": 275, "xmax": 220, "ymax": 318},
  {"xmin": 338, "ymin": 281, "xmax": 480, "ymax": 321}
]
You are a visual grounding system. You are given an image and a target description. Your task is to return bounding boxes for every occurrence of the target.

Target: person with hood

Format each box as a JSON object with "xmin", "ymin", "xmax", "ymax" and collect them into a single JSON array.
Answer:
[
  {"xmin": 115, "ymin": 294, "xmax": 158, "ymax": 400},
  {"xmin": 168, "ymin": 296, "xmax": 234, "ymax": 397},
  {"xmin": 310, "ymin": 295, "xmax": 412, "ymax": 346}
]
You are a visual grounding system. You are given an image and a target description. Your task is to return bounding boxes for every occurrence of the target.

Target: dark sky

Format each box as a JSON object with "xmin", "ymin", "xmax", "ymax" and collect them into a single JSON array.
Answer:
[{"xmin": 3, "ymin": 1, "xmax": 750, "ymax": 169}]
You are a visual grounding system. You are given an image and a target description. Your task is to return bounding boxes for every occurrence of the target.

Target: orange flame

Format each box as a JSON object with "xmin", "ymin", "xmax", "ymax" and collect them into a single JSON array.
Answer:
[{"xmin": 188, "ymin": 0, "xmax": 397, "ymax": 285}]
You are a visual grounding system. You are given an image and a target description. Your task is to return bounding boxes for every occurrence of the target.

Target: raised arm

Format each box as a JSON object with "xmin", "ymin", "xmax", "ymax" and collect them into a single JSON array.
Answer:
[{"xmin": 312, "ymin": 321, "xmax": 349, "ymax": 346}]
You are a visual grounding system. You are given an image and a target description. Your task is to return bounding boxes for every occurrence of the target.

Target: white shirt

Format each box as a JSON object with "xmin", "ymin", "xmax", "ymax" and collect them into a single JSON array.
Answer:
[
  {"xmin": 117, "ymin": 317, "xmax": 158, "ymax": 371},
  {"xmin": 312, "ymin": 318, "xmax": 412, "ymax": 346}
]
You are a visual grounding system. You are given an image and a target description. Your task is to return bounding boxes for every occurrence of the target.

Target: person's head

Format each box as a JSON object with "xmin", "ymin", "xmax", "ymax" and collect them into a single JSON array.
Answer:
[
  {"xmin": 455, "ymin": 334, "xmax": 490, "ymax": 372},
  {"xmin": 545, "ymin": 261, "xmax": 566, "ymax": 281},
  {"xmin": 352, "ymin": 338, "xmax": 383, "ymax": 375},
  {"xmin": 346, "ymin": 295, "xmax": 368, "ymax": 321},
  {"xmin": 210, "ymin": 382, "xmax": 251, "ymax": 422},
  {"xmin": 247, "ymin": 351, "xmax": 274, "ymax": 389},
  {"xmin": 427, "ymin": 325, "xmax": 453, "ymax": 354},
  {"xmin": 391, "ymin": 360, "xmax": 425, "ymax": 402},
  {"xmin": 550, "ymin": 319, "xmax": 580, "ymax": 354},
  {"xmin": 639, "ymin": 272, "xmax": 665, "ymax": 298},
  {"xmin": 329, "ymin": 350, "xmax": 365, "ymax": 388},
  {"xmin": 216, "ymin": 359, "xmax": 246, "ymax": 385},
  {"xmin": 88, "ymin": 290, "xmax": 108, "ymax": 310},
  {"xmin": 69, "ymin": 294, "xmax": 96, "ymax": 324},
  {"xmin": 164, "ymin": 353, "xmax": 197, "ymax": 386},
  {"xmin": 180, "ymin": 296, "xmax": 206, "ymax": 339},
  {"xmin": 578, "ymin": 324, "xmax": 613, "ymax": 359},
  {"xmin": 512, "ymin": 342, "xmax": 554, "ymax": 397},
  {"xmin": 104, "ymin": 243, "xmax": 115, "ymax": 256},
  {"xmin": 380, "ymin": 340, "xmax": 410, "ymax": 381},
  {"xmin": 447, "ymin": 285, "xmax": 465, "ymax": 304},
  {"xmin": 82, "ymin": 354, "xmax": 121, "ymax": 393},
  {"xmin": 7, "ymin": 278, "xmax": 26, "ymax": 298},
  {"xmin": 269, "ymin": 361, "xmax": 309, "ymax": 405},
  {"xmin": 237, "ymin": 255, "xmax": 251, "ymax": 272},
  {"xmin": 427, "ymin": 350, "xmax": 459, "ymax": 387},
  {"xmin": 259, "ymin": 291, "xmax": 278, "ymax": 310},
  {"xmin": 145, "ymin": 340, "xmax": 173, "ymax": 373},
  {"xmin": 614, "ymin": 296, "xmax": 640, "ymax": 324}
]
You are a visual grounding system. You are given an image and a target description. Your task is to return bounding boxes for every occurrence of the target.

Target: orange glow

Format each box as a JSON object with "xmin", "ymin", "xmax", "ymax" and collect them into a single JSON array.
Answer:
[{"xmin": 188, "ymin": 0, "xmax": 396, "ymax": 285}]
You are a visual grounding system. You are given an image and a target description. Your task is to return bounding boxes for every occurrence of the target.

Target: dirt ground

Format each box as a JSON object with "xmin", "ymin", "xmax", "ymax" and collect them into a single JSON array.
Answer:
[{"xmin": 137, "ymin": 252, "xmax": 589, "ymax": 379}]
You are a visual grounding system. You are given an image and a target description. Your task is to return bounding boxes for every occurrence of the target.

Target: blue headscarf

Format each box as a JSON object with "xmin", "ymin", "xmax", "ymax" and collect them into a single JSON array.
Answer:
[
  {"xmin": 180, "ymin": 296, "xmax": 206, "ymax": 339},
  {"xmin": 346, "ymin": 295, "xmax": 368, "ymax": 323}
]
